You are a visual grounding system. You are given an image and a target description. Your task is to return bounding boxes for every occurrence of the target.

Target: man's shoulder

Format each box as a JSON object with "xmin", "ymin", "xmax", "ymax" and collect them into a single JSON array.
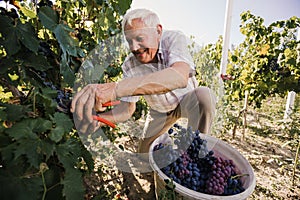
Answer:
[
  {"xmin": 161, "ymin": 29, "xmax": 190, "ymax": 46},
  {"xmin": 162, "ymin": 29, "xmax": 185, "ymax": 38}
]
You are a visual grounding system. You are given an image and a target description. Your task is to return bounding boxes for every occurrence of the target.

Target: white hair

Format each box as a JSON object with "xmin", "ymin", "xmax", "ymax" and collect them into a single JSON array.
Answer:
[{"xmin": 122, "ymin": 8, "xmax": 160, "ymax": 33}]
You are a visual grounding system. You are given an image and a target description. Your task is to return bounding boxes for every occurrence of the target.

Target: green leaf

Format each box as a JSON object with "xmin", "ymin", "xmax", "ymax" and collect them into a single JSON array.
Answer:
[
  {"xmin": 0, "ymin": 16, "xmax": 21, "ymax": 55},
  {"xmin": 14, "ymin": 138, "xmax": 42, "ymax": 168},
  {"xmin": 35, "ymin": 91, "xmax": 57, "ymax": 115},
  {"xmin": 34, "ymin": 118, "xmax": 53, "ymax": 133},
  {"xmin": 0, "ymin": 107, "xmax": 7, "ymax": 121},
  {"xmin": 95, "ymin": 0, "xmax": 104, "ymax": 5},
  {"xmin": 4, "ymin": 118, "xmax": 53, "ymax": 168},
  {"xmin": 20, "ymin": 4, "xmax": 37, "ymax": 19},
  {"xmin": 0, "ymin": 15, "xmax": 39, "ymax": 54},
  {"xmin": 0, "ymin": 57, "xmax": 14, "ymax": 75},
  {"xmin": 56, "ymin": 138, "xmax": 83, "ymax": 165},
  {"xmin": 60, "ymin": 54, "xmax": 76, "ymax": 86},
  {"xmin": 56, "ymin": 139, "xmax": 85, "ymax": 200},
  {"xmin": 61, "ymin": 168, "xmax": 85, "ymax": 200},
  {"xmin": 12, "ymin": 137, "xmax": 54, "ymax": 168},
  {"xmin": 38, "ymin": 6, "xmax": 59, "ymax": 31},
  {"xmin": 0, "ymin": 171, "xmax": 43, "ymax": 200},
  {"xmin": 0, "ymin": 15, "xmax": 14, "ymax": 36},
  {"xmin": 105, "ymin": 8, "xmax": 115, "ymax": 24},
  {"xmin": 41, "ymin": 87, "xmax": 59, "ymax": 99},
  {"xmin": 39, "ymin": 140, "xmax": 55, "ymax": 160},
  {"xmin": 0, "ymin": 143, "xmax": 15, "ymax": 163},
  {"xmin": 23, "ymin": 54, "xmax": 52, "ymax": 71},
  {"xmin": 52, "ymin": 113, "xmax": 73, "ymax": 132},
  {"xmin": 81, "ymin": 144, "xmax": 94, "ymax": 172},
  {"xmin": 5, "ymin": 120, "xmax": 33, "ymax": 140},
  {"xmin": 231, "ymin": 55, "xmax": 238, "ymax": 62},
  {"xmin": 2, "ymin": 30, "xmax": 21, "ymax": 56},
  {"xmin": 54, "ymin": 24, "xmax": 80, "ymax": 56},
  {"xmin": 49, "ymin": 113, "xmax": 73, "ymax": 142},
  {"xmin": 49, "ymin": 126, "xmax": 65, "ymax": 142},
  {"xmin": 5, "ymin": 118, "xmax": 52, "ymax": 140},
  {"xmin": 17, "ymin": 22, "xmax": 39, "ymax": 53},
  {"xmin": 4, "ymin": 104, "xmax": 30, "ymax": 122},
  {"xmin": 116, "ymin": 0, "xmax": 132, "ymax": 15}
]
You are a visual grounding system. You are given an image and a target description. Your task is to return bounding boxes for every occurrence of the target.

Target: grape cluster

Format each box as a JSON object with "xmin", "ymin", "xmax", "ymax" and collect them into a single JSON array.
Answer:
[
  {"xmin": 268, "ymin": 58, "xmax": 280, "ymax": 72},
  {"xmin": 56, "ymin": 88, "xmax": 72, "ymax": 113},
  {"xmin": 41, "ymin": 73, "xmax": 72, "ymax": 114},
  {"xmin": 205, "ymin": 157, "xmax": 235, "ymax": 195},
  {"xmin": 38, "ymin": 42, "xmax": 54, "ymax": 58},
  {"xmin": 153, "ymin": 124, "xmax": 246, "ymax": 196}
]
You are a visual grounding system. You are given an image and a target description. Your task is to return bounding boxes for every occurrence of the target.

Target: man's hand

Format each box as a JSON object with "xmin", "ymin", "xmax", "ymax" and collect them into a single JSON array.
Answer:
[{"xmin": 70, "ymin": 82, "xmax": 118, "ymax": 134}]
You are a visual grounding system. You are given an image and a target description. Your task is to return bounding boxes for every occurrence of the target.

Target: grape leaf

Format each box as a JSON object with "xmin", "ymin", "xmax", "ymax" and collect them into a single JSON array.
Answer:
[
  {"xmin": 17, "ymin": 22, "xmax": 39, "ymax": 53},
  {"xmin": 49, "ymin": 126, "xmax": 65, "ymax": 143},
  {"xmin": 14, "ymin": 138, "xmax": 42, "ymax": 168},
  {"xmin": 110, "ymin": 0, "xmax": 132, "ymax": 16},
  {"xmin": 4, "ymin": 103, "xmax": 30, "ymax": 121},
  {"xmin": 56, "ymin": 138, "xmax": 85, "ymax": 200},
  {"xmin": 54, "ymin": 24, "xmax": 80, "ymax": 56},
  {"xmin": 60, "ymin": 54, "xmax": 76, "ymax": 86},
  {"xmin": 80, "ymin": 142, "xmax": 94, "ymax": 172},
  {"xmin": 0, "ymin": 15, "xmax": 21, "ymax": 56},
  {"xmin": 61, "ymin": 168, "xmax": 85, "ymax": 200},
  {"xmin": 5, "ymin": 119, "xmax": 38, "ymax": 140},
  {"xmin": 5, "ymin": 118, "xmax": 52, "ymax": 140},
  {"xmin": 49, "ymin": 113, "xmax": 73, "ymax": 142},
  {"xmin": 23, "ymin": 54, "xmax": 52, "ymax": 71},
  {"xmin": 35, "ymin": 92, "xmax": 57, "ymax": 115},
  {"xmin": 19, "ymin": 4, "xmax": 37, "ymax": 19},
  {"xmin": 52, "ymin": 113, "xmax": 73, "ymax": 132},
  {"xmin": 0, "ymin": 143, "xmax": 15, "ymax": 163},
  {"xmin": 38, "ymin": 6, "xmax": 59, "ymax": 31},
  {"xmin": 0, "ymin": 107, "xmax": 7, "ymax": 121},
  {"xmin": 13, "ymin": 137, "xmax": 54, "ymax": 168},
  {"xmin": 0, "ymin": 15, "xmax": 39, "ymax": 54},
  {"xmin": 5, "ymin": 118, "xmax": 53, "ymax": 168},
  {"xmin": 39, "ymin": 140, "xmax": 56, "ymax": 160},
  {"xmin": 0, "ymin": 171, "xmax": 43, "ymax": 200}
]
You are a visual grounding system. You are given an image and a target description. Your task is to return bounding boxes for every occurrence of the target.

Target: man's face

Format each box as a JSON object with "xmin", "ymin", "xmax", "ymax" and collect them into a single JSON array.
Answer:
[{"xmin": 124, "ymin": 18, "xmax": 162, "ymax": 63}]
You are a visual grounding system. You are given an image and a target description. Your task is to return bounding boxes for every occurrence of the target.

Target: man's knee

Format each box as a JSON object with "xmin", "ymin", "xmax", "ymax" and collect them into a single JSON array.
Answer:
[{"xmin": 194, "ymin": 87, "xmax": 216, "ymax": 110}]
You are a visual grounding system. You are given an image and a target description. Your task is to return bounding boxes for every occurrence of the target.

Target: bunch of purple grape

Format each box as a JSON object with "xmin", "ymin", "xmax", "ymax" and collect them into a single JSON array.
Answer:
[
  {"xmin": 153, "ymin": 124, "xmax": 246, "ymax": 196},
  {"xmin": 40, "ymin": 72, "xmax": 72, "ymax": 114}
]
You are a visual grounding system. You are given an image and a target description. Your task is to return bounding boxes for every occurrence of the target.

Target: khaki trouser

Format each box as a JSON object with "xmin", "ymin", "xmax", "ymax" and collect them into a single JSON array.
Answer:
[{"xmin": 138, "ymin": 86, "xmax": 216, "ymax": 153}]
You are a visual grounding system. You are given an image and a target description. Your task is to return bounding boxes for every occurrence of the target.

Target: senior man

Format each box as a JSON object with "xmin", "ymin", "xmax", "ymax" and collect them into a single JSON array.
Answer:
[{"xmin": 71, "ymin": 8, "xmax": 216, "ymax": 154}]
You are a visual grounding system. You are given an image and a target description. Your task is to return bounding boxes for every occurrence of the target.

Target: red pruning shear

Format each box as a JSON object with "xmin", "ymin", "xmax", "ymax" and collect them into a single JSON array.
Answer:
[{"xmin": 92, "ymin": 100, "xmax": 121, "ymax": 129}]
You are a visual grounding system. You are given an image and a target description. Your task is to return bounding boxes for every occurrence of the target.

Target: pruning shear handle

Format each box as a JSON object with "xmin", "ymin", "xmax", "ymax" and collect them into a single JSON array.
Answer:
[{"xmin": 92, "ymin": 100, "xmax": 120, "ymax": 128}]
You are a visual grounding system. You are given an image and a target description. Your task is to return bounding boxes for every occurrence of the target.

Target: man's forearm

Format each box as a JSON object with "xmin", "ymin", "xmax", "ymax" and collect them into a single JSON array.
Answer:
[{"xmin": 116, "ymin": 62, "xmax": 190, "ymax": 98}]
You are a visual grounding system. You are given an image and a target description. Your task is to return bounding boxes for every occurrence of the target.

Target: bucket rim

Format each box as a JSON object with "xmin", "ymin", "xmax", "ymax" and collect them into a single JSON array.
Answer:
[{"xmin": 149, "ymin": 132, "xmax": 256, "ymax": 200}]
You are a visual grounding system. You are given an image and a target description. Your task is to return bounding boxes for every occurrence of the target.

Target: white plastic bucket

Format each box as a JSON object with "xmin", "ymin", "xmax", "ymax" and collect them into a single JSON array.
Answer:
[{"xmin": 149, "ymin": 133, "xmax": 256, "ymax": 200}]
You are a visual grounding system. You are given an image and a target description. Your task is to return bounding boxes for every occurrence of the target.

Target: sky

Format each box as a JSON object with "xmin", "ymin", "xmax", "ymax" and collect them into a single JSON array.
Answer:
[{"xmin": 130, "ymin": 0, "xmax": 300, "ymax": 45}]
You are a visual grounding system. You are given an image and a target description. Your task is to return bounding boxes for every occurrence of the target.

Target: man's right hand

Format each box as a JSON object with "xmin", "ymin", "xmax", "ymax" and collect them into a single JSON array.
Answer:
[{"xmin": 70, "ymin": 82, "xmax": 118, "ymax": 134}]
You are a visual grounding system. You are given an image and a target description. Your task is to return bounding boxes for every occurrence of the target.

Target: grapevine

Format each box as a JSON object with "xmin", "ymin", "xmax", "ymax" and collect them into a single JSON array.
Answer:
[{"xmin": 0, "ymin": 0, "xmax": 133, "ymax": 199}]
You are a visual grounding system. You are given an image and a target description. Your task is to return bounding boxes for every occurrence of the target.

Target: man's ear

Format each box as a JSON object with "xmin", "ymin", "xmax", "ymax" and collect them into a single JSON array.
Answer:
[{"xmin": 157, "ymin": 24, "xmax": 163, "ymax": 36}]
